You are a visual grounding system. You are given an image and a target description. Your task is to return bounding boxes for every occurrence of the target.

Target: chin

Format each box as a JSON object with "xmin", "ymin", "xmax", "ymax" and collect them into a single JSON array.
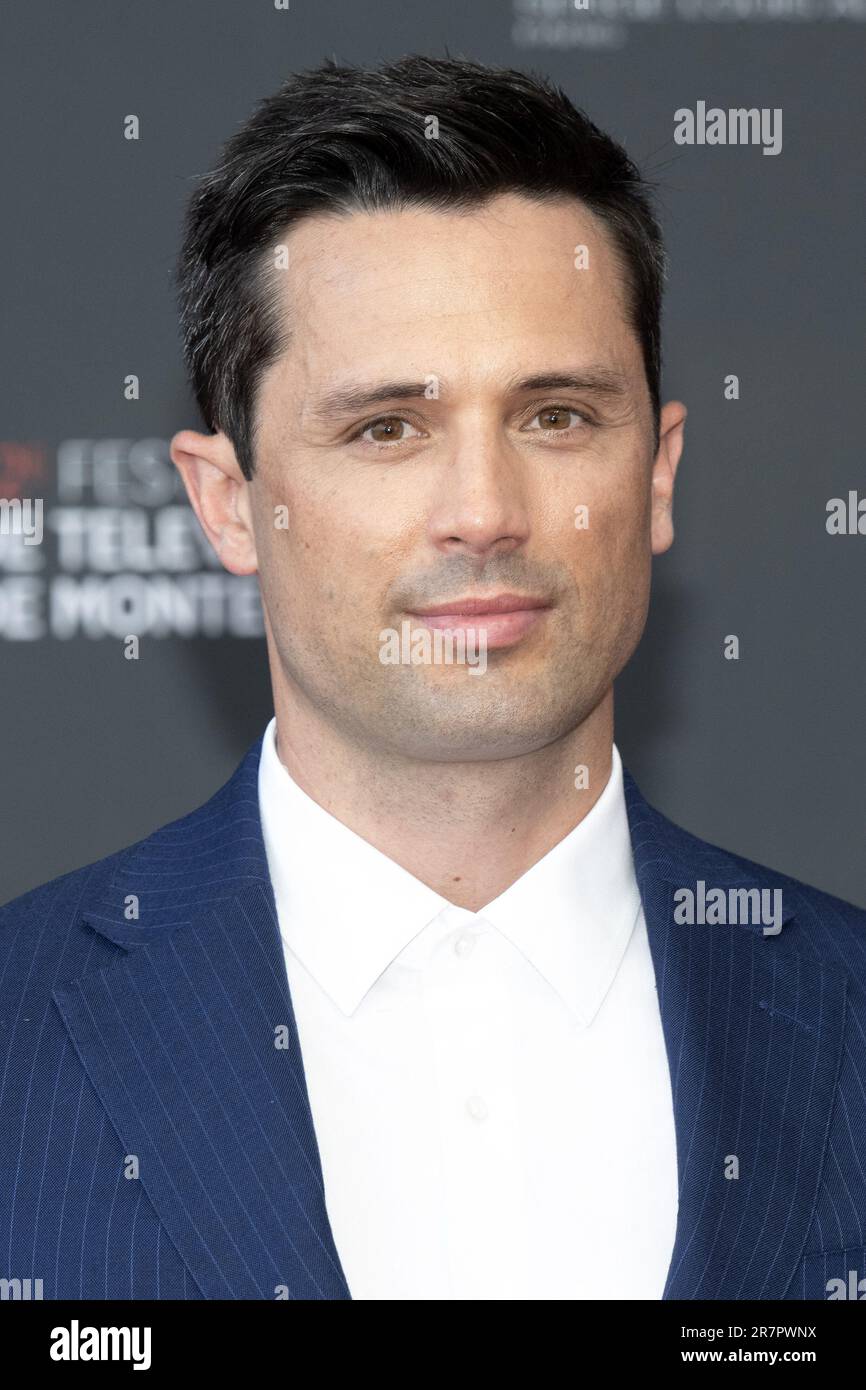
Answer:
[{"xmin": 383, "ymin": 705, "xmax": 581, "ymax": 763}]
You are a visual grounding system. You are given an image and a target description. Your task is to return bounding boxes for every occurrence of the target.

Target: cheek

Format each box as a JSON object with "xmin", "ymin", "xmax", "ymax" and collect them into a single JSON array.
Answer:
[
  {"xmin": 563, "ymin": 486, "xmax": 645, "ymax": 567},
  {"xmin": 545, "ymin": 443, "xmax": 648, "ymax": 530},
  {"xmin": 558, "ymin": 485, "xmax": 651, "ymax": 628},
  {"xmin": 584, "ymin": 457, "xmax": 652, "ymax": 552},
  {"xmin": 597, "ymin": 501, "xmax": 647, "ymax": 558},
  {"xmin": 279, "ymin": 504, "xmax": 395, "ymax": 620},
  {"xmin": 251, "ymin": 486, "xmax": 323, "ymax": 625}
]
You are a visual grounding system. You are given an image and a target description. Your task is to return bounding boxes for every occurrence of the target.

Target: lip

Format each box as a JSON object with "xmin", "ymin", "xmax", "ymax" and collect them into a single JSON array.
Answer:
[
  {"xmin": 405, "ymin": 593, "xmax": 551, "ymax": 649},
  {"xmin": 406, "ymin": 593, "xmax": 550, "ymax": 617}
]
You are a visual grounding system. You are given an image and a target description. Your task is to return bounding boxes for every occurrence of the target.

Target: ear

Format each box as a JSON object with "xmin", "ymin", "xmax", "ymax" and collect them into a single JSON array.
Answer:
[
  {"xmin": 170, "ymin": 428, "xmax": 258, "ymax": 575},
  {"xmin": 650, "ymin": 401, "xmax": 687, "ymax": 556}
]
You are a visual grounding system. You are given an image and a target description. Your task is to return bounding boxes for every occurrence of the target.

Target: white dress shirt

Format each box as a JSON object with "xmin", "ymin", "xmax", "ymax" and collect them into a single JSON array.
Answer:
[{"xmin": 258, "ymin": 716, "xmax": 678, "ymax": 1300}]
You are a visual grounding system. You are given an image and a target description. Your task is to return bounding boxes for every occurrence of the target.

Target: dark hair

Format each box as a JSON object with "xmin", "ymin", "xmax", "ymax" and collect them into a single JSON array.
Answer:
[{"xmin": 175, "ymin": 54, "xmax": 666, "ymax": 481}]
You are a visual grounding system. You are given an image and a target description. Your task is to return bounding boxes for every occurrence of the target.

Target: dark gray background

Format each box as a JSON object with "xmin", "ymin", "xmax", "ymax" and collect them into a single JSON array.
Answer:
[{"xmin": 2, "ymin": 0, "xmax": 864, "ymax": 907}]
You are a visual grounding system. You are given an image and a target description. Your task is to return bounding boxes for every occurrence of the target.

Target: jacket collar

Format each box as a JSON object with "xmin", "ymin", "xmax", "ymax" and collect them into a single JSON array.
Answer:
[{"xmin": 53, "ymin": 734, "xmax": 847, "ymax": 1300}]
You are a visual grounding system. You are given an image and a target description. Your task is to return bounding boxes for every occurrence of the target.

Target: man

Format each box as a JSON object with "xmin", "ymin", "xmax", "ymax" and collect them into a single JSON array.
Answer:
[{"xmin": 1, "ymin": 55, "xmax": 864, "ymax": 1303}]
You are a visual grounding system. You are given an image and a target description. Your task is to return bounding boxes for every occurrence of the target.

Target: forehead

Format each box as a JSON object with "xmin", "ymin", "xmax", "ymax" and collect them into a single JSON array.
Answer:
[{"xmin": 265, "ymin": 192, "xmax": 639, "ymax": 386}]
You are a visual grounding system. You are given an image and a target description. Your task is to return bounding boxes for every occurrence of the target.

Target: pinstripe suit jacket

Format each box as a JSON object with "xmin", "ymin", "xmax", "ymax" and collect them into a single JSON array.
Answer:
[{"xmin": 2, "ymin": 732, "xmax": 865, "ymax": 1301}]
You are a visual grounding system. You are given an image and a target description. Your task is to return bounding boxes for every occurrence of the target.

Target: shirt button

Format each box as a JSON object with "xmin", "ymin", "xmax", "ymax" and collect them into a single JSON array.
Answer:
[
  {"xmin": 453, "ymin": 933, "xmax": 475, "ymax": 958},
  {"xmin": 466, "ymin": 1095, "xmax": 488, "ymax": 1122}
]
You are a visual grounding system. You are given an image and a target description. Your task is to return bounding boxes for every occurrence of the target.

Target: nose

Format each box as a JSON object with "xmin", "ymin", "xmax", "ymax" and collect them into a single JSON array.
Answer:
[{"xmin": 426, "ymin": 431, "xmax": 531, "ymax": 559}]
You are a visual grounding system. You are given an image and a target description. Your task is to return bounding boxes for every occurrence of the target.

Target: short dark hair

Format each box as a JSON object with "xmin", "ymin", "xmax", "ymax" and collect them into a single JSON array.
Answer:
[{"xmin": 175, "ymin": 54, "xmax": 667, "ymax": 481}]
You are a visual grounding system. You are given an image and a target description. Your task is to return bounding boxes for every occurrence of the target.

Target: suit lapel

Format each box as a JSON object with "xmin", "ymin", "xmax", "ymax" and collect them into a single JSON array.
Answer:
[
  {"xmin": 53, "ymin": 737, "xmax": 351, "ymax": 1300},
  {"xmin": 624, "ymin": 769, "xmax": 848, "ymax": 1299}
]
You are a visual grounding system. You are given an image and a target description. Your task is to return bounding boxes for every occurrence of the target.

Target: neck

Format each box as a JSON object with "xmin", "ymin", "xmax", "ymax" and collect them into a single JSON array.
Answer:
[{"xmin": 268, "ymin": 685, "xmax": 615, "ymax": 912}]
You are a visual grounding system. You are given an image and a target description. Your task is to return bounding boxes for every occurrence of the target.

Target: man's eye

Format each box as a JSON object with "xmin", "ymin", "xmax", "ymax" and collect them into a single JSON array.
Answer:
[
  {"xmin": 356, "ymin": 416, "xmax": 423, "ymax": 446},
  {"xmin": 524, "ymin": 406, "xmax": 589, "ymax": 433}
]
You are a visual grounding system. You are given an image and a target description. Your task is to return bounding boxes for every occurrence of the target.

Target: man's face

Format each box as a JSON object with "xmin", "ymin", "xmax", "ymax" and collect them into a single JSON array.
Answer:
[{"xmin": 245, "ymin": 192, "xmax": 682, "ymax": 761}]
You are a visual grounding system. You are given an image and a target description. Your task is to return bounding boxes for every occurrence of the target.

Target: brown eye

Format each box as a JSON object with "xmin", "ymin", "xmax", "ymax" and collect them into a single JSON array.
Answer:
[
  {"xmin": 542, "ymin": 408, "xmax": 569, "ymax": 430},
  {"xmin": 531, "ymin": 406, "xmax": 582, "ymax": 431},
  {"xmin": 360, "ymin": 416, "xmax": 422, "ymax": 445}
]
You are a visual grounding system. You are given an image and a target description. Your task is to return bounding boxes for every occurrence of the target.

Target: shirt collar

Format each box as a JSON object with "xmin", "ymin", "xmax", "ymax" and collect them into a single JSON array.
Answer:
[{"xmin": 258, "ymin": 716, "xmax": 641, "ymax": 1025}]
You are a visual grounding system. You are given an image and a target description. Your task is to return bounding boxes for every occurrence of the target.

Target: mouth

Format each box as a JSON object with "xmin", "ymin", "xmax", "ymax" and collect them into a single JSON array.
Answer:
[{"xmin": 404, "ymin": 593, "xmax": 552, "ymax": 649}]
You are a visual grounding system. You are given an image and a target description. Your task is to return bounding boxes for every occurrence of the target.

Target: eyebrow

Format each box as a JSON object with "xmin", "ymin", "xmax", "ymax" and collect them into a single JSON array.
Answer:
[{"xmin": 307, "ymin": 368, "xmax": 631, "ymax": 421}]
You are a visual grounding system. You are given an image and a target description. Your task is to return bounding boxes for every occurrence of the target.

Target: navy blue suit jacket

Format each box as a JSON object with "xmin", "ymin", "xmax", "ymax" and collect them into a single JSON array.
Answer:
[{"xmin": 2, "ymin": 733, "xmax": 865, "ymax": 1300}]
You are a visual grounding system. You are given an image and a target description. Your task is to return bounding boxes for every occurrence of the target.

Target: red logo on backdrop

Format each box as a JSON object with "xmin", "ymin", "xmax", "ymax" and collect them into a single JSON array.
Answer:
[{"xmin": 0, "ymin": 443, "xmax": 47, "ymax": 499}]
